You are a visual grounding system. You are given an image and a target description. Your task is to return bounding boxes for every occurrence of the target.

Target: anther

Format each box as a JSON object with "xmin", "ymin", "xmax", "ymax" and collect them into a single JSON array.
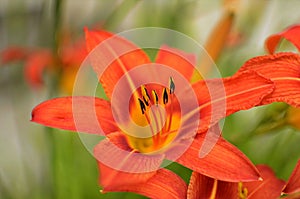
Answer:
[
  {"xmin": 152, "ymin": 90, "xmax": 159, "ymax": 105},
  {"xmin": 143, "ymin": 96, "xmax": 149, "ymax": 106},
  {"xmin": 169, "ymin": 77, "xmax": 175, "ymax": 94},
  {"xmin": 163, "ymin": 88, "xmax": 168, "ymax": 104},
  {"xmin": 138, "ymin": 98, "xmax": 146, "ymax": 114},
  {"xmin": 141, "ymin": 85, "xmax": 150, "ymax": 106}
]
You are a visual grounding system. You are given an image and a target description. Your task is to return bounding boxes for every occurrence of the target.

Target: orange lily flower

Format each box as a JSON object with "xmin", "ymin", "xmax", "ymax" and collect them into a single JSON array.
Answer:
[
  {"xmin": 1, "ymin": 47, "xmax": 53, "ymax": 88},
  {"xmin": 187, "ymin": 160, "xmax": 300, "ymax": 199},
  {"xmin": 30, "ymin": 28, "xmax": 300, "ymax": 197},
  {"xmin": 265, "ymin": 24, "xmax": 300, "ymax": 131},
  {"xmin": 185, "ymin": 23, "xmax": 300, "ymax": 199},
  {"xmin": 0, "ymin": 34, "xmax": 87, "ymax": 93},
  {"xmin": 96, "ymin": 159, "xmax": 300, "ymax": 198}
]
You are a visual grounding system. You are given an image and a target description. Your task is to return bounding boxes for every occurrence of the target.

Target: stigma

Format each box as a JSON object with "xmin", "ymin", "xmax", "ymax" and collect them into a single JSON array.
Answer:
[{"xmin": 238, "ymin": 182, "xmax": 248, "ymax": 199}]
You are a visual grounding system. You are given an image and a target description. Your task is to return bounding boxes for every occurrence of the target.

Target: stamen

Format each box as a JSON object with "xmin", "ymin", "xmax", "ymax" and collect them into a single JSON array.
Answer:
[
  {"xmin": 209, "ymin": 179, "xmax": 218, "ymax": 199},
  {"xmin": 152, "ymin": 90, "xmax": 159, "ymax": 105},
  {"xmin": 130, "ymin": 80, "xmax": 179, "ymax": 153},
  {"xmin": 144, "ymin": 113, "xmax": 156, "ymax": 138},
  {"xmin": 143, "ymin": 96, "xmax": 149, "ymax": 106},
  {"xmin": 166, "ymin": 87, "xmax": 174, "ymax": 132},
  {"xmin": 169, "ymin": 77, "xmax": 175, "ymax": 94},
  {"xmin": 163, "ymin": 88, "xmax": 168, "ymax": 104},
  {"xmin": 141, "ymin": 85, "xmax": 150, "ymax": 106},
  {"xmin": 138, "ymin": 98, "xmax": 146, "ymax": 114},
  {"xmin": 238, "ymin": 182, "xmax": 248, "ymax": 199}
]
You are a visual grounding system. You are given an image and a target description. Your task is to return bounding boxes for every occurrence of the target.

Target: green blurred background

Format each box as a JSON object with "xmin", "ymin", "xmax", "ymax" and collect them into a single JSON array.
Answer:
[{"xmin": 1, "ymin": 0, "xmax": 300, "ymax": 198}]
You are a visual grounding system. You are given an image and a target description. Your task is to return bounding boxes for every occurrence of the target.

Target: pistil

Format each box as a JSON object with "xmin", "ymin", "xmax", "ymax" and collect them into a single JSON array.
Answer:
[{"xmin": 238, "ymin": 182, "xmax": 248, "ymax": 199}]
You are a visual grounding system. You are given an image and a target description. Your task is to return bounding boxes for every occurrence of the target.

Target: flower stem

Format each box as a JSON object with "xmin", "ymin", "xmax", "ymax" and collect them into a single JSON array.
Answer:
[
  {"xmin": 103, "ymin": 0, "xmax": 141, "ymax": 30},
  {"xmin": 45, "ymin": 0, "xmax": 63, "ymax": 198}
]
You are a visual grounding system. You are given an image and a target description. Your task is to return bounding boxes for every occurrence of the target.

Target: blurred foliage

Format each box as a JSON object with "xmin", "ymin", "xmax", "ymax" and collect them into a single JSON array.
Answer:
[{"xmin": 1, "ymin": 0, "xmax": 300, "ymax": 199}]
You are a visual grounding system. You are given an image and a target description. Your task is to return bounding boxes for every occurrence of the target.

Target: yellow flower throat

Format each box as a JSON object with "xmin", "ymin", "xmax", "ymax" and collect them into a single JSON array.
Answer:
[{"xmin": 126, "ymin": 78, "xmax": 181, "ymax": 154}]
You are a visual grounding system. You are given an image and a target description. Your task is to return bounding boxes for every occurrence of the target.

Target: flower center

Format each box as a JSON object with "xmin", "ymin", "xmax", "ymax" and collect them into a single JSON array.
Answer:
[{"xmin": 126, "ymin": 78, "xmax": 181, "ymax": 153}]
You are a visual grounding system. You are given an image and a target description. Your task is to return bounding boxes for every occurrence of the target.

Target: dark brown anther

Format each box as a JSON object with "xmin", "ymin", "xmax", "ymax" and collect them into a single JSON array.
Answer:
[
  {"xmin": 169, "ymin": 77, "xmax": 175, "ymax": 94},
  {"xmin": 152, "ymin": 90, "xmax": 159, "ymax": 105},
  {"xmin": 163, "ymin": 88, "xmax": 168, "ymax": 104},
  {"xmin": 141, "ymin": 85, "xmax": 150, "ymax": 106},
  {"xmin": 138, "ymin": 98, "xmax": 146, "ymax": 114}
]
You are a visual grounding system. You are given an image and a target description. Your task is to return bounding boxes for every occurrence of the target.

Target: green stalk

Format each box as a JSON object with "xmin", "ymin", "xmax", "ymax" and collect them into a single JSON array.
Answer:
[
  {"xmin": 233, "ymin": 104, "xmax": 289, "ymax": 145},
  {"xmin": 103, "ymin": 0, "xmax": 141, "ymax": 30},
  {"xmin": 45, "ymin": 0, "xmax": 63, "ymax": 198},
  {"xmin": 53, "ymin": 0, "xmax": 62, "ymax": 51}
]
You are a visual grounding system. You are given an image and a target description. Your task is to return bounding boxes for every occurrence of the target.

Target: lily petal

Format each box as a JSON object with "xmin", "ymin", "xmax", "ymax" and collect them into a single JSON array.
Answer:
[
  {"xmin": 1, "ymin": 46, "xmax": 28, "ymax": 64},
  {"xmin": 193, "ymin": 70, "xmax": 274, "ymax": 133},
  {"xmin": 31, "ymin": 96, "xmax": 118, "ymax": 135},
  {"xmin": 238, "ymin": 52, "xmax": 300, "ymax": 107},
  {"xmin": 24, "ymin": 50, "xmax": 53, "ymax": 88},
  {"xmin": 155, "ymin": 45, "xmax": 196, "ymax": 82},
  {"xmin": 60, "ymin": 39, "xmax": 87, "ymax": 66},
  {"xmin": 102, "ymin": 168, "xmax": 187, "ymax": 199},
  {"xmin": 187, "ymin": 171, "xmax": 238, "ymax": 199},
  {"xmin": 283, "ymin": 160, "xmax": 300, "ymax": 194},
  {"xmin": 84, "ymin": 28, "xmax": 151, "ymax": 99},
  {"xmin": 265, "ymin": 25, "xmax": 300, "ymax": 54},
  {"xmin": 94, "ymin": 133, "xmax": 164, "ymax": 190},
  {"xmin": 187, "ymin": 165, "xmax": 286, "ymax": 199},
  {"xmin": 176, "ymin": 132, "xmax": 260, "ymax": 182},
  {"xmin": 244, "ymin": 165, "xmax": 285, "ymax": 199}
]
